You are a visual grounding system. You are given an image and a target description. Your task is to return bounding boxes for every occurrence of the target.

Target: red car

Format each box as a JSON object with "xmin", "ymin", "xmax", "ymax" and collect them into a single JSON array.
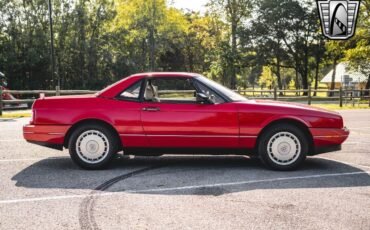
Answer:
[
  {"xmin": 1, "ymin": 76, "xmax": 29, "ymax": 110},
  {"xmin": 23, "ymin": 72, "xmax": 349, "ymax": 170}
]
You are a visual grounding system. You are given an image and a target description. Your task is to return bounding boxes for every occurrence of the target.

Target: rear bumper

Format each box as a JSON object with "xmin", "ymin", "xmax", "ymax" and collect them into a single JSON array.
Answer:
[
  {"xmin": 23, "ymin": 124, "xmax": 71, "ymax": 151},
  {"xmin": 310, "ymin": 127, "xmax": 349, "ymax": 155},
  {"xmin": 26, "ymin": 140, "xmax": 64, "ymax": 151}
]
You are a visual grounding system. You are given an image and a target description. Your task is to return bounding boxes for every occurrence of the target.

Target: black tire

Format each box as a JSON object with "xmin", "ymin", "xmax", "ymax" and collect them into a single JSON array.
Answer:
[
  {"xmin": 258, "ymin": 124, "xmax": 308, "ymax": 171},
  {"xmin": 68, "ymin": 124, "xmax": 119, "ymax": 170}
]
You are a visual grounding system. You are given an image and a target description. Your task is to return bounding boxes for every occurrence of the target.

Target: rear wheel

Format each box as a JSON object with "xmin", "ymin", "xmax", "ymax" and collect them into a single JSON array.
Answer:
[
  {"xmin": 68, "ymin": 124, "xmax": 118, "ymax": 169},
  {"xmin": 258, "ymin": 124, "xmax": 307, "ymax": 170}
]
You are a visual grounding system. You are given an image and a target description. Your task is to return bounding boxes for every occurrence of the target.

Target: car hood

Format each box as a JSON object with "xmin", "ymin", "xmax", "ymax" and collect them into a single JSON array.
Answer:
[{"xmin": 237, "ymin": 100, "xmax": 340, "ymax": 117}]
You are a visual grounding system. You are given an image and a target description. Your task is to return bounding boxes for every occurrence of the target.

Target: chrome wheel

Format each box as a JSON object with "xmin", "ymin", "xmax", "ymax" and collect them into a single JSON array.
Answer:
[
  {"xmin": 76, "ymin": 130, "xmax": 110, "ymax": 164},
  {"xmin": 267, "ymin": 132, "xmax": 301, "ymax": 166}
]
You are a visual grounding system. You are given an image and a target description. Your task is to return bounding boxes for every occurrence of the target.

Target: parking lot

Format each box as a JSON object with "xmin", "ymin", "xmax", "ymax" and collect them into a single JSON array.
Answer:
[{"xmin": 0, "ymin": 110, "xmax": 370, "ymax": 230}]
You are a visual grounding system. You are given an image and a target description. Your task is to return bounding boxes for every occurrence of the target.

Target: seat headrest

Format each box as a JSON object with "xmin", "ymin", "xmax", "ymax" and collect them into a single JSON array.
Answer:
[{"xmin": 144, "ymin": 85, "xmax": 155, "ymax": 101}]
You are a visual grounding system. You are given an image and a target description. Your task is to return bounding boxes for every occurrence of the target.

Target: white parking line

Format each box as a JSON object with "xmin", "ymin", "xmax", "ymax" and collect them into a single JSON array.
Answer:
[
  {"xmin": 0, "ymin": 193, "xmax": 110, "ymax": 205},
  {"xmin": 0, "ymin": 171, "xmax": 369, "ymax": 205}
]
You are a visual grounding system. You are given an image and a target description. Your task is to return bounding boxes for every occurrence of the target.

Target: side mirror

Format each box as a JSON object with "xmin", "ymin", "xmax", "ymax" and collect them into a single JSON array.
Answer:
[{"xmin": 196, "ymin": 93, "xmax": 213, "ymax": 104}]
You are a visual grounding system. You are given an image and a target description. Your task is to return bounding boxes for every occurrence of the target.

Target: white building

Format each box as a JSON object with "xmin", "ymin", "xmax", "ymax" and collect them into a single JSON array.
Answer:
[{"xmin": 321, "ymin": 62, "xmax": 368, "ymax": 89}]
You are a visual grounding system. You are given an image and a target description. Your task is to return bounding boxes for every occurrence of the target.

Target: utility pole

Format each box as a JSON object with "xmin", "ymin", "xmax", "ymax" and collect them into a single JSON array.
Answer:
[
  {"xmin": 48, "ymin": 0, "xmax": 59, "ymax": 89},
  {"xmin": 149, "ymin": 0, "xmax": 156, "ymax": 71}
]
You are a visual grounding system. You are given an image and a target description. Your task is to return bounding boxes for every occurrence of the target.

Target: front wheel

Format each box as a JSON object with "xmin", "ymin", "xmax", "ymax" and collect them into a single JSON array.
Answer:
[
  {"xmin": 68, "ymin": 124, "xmax": 118, "ymax": 169},
  {"xmin": 258, "ymin": 124, "xmax": 308, "ymax": 170}
]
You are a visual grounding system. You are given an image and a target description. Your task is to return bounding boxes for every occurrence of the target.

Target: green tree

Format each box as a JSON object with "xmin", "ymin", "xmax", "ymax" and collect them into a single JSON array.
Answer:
[
  {"xmin": 1, "ymin": 0, "xmax": 369, "ymax": 94},
  {"xmin": 249, "ymin": 0, "xmax": 322, "ymax": 95},
  {"xmin": 280, "ymin": 0, "xmax": 320, "ymax": 94},
  {"xmin": 311, "ymin": 36, "xmax": 326, "ymax": 96},
  {"xmin": 325, "ymin": 40, "xmax": 346, "ymax": 96},
  {"xmin": 258, "ymin": 66, "xmax": 276, "ymax": 89},
  {"xmin": 113, "ymin": 0, "xmax": 189, "ymax": 72},
  {"xmin": 208, "ymin": 0, "xmax": 253, "ymax": 89},
  {"xmin": 344, "ymin": 0, "xmax": 370, "ymax": 93},
  {"xmin": 251, "ymin": 0, "xmax": 294, "ymax": 92}
]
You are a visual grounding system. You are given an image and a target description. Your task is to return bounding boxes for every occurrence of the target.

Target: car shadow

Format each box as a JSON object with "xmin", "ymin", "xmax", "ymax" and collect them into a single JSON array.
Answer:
[{"xmin": 11, "ymin": 155, "xmax": 370, "ymax": 196}]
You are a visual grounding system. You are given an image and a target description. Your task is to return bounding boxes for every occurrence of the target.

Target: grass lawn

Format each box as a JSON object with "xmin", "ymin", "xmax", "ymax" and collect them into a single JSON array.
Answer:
[
  {"xmin": 0, "ymin": 111, "xmax": 31, "ymax": 119},
  {"xmin": 312, "ymin": 104, "xmax": 370, "ymax": 110}
]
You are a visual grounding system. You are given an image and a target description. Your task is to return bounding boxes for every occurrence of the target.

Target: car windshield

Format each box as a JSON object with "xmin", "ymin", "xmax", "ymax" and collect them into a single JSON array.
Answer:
[{"xmin": 196, "ymin": 76, "xmax": 247, "ymax": 102}]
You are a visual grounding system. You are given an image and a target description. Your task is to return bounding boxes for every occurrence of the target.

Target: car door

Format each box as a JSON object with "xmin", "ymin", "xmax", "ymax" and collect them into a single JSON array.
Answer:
[
  {"xmin": 113, "ymin": 79, "xmax": 151, "ymax": 148},
  {"xmin": 140, "ymin": 76, "xmax": 239, "ymax": 148}
]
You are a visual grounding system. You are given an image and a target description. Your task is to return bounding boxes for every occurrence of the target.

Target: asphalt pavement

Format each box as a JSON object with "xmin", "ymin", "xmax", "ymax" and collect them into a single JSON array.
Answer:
[{"xmin": 0, "ymin": 110, "xmax": 370, "ymax": 230}]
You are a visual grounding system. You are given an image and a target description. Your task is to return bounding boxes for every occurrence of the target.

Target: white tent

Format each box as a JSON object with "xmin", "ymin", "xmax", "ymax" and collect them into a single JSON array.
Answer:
[{"xmin": 321, "ymin": 63, "xmax": 368, "ymax": 88}]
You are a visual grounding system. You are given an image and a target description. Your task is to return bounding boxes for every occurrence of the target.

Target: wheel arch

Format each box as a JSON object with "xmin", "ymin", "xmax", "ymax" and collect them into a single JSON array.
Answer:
[
  {"xmin": 255, "ymin": 118, "xmax": 314, "ymax": 155},
  {"xmin": 63, "ymin": 118, "xmax": 122, "ymax": 149}
]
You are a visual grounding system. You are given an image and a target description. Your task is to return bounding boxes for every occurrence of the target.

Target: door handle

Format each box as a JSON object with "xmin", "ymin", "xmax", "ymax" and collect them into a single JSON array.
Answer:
[{"xmin": 142, "ymin": 107, "xmax": 160, "ymax": 112}]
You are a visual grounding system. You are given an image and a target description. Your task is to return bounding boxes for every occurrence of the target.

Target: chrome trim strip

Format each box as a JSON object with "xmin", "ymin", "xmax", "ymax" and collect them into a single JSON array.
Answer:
[
  {"xmin": 314, "ymin": 135, "xmax": 349, "ymax": 138},
  {"xmin": 119, "ymin": 134, "xmax": 146, "ymax": 137},
  {"xmin": 24, "ymin": 132, "xmax": 63, "ymax": 135}
]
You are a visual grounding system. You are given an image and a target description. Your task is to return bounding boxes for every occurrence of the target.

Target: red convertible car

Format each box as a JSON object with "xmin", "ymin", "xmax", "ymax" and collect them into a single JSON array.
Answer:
[{"xmin": 23, "ymin": 72, "xmax": 349, "ymax": 170}]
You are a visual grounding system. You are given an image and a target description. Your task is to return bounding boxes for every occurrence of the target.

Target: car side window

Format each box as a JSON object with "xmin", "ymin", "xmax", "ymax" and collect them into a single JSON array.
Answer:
[
  {"xmin": 119, "ymin": 80, "xmax": 142, "ymax": 100},
  {"xmin": 194, "ymin": 81, "xmax": 225, "ymax": 104},
  {"xmin": 144, "ymin": 78, "xmax": 197, "ymax": 103}
]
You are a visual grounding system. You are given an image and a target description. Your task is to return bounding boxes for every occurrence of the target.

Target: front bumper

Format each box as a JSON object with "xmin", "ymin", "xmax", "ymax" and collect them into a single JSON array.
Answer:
[
  {"xmin": 23, "ymin": 124, "xmax": 71, "ymax": 150},
  {"xmin": 310, "ymin": 127, "xmax": 350, "ymax": 154}
]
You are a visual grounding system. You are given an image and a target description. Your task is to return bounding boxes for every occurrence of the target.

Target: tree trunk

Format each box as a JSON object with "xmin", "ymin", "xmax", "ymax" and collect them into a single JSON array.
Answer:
[
  {"xmin": 276, "ymin": 55, "xmax": 283, "ymax": 96},
  {"xmin": 149, "ymin": 0, "xmax": 156, "ymax": 71},
  {"xmin": 230, "ymin": 17, "xmax": 237, "ymax": 89},
  {"xmin": 314, "ymin": 57, "xmax": 320, "ymax": 96},
  {"xmin": 295, "ymin": 62, "xmax": 300, "ymax": 95},
  {"xmin": 365, "ymin": 74, "xmax": 370, "ymax": 96},
  {"xmin": 149, "ymin": 29, "xmax": 155, "ymax": 71},
  {"xmin": 186, "ymin": 42, "xmax": 194, "ymax": 72},
  {"xmin": 330, "ymin": 59, "xmax": 337, "ymax": 97},
  {"xmin": 141, "ymin": 38, "xmax": 147, "ymax": 72},
  {"xmin": 301, "ymin": 47, "xmax": 309, "ymax": 96},
  {"xmin": 77, "ymin": 2, "xmax": 87, "ymax": 89}
]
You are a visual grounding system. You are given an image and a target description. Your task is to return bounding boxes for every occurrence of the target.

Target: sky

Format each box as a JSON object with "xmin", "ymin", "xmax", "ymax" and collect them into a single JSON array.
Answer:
[{"xmin": 170, "ymin": 0, "xmax": 208, "ymax": 13}]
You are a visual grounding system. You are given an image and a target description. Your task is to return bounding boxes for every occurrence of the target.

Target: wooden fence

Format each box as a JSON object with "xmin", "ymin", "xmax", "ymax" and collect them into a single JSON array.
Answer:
[{"xmin": 1, "ymin": 86, "xmax": 369, "ymax": 115}]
